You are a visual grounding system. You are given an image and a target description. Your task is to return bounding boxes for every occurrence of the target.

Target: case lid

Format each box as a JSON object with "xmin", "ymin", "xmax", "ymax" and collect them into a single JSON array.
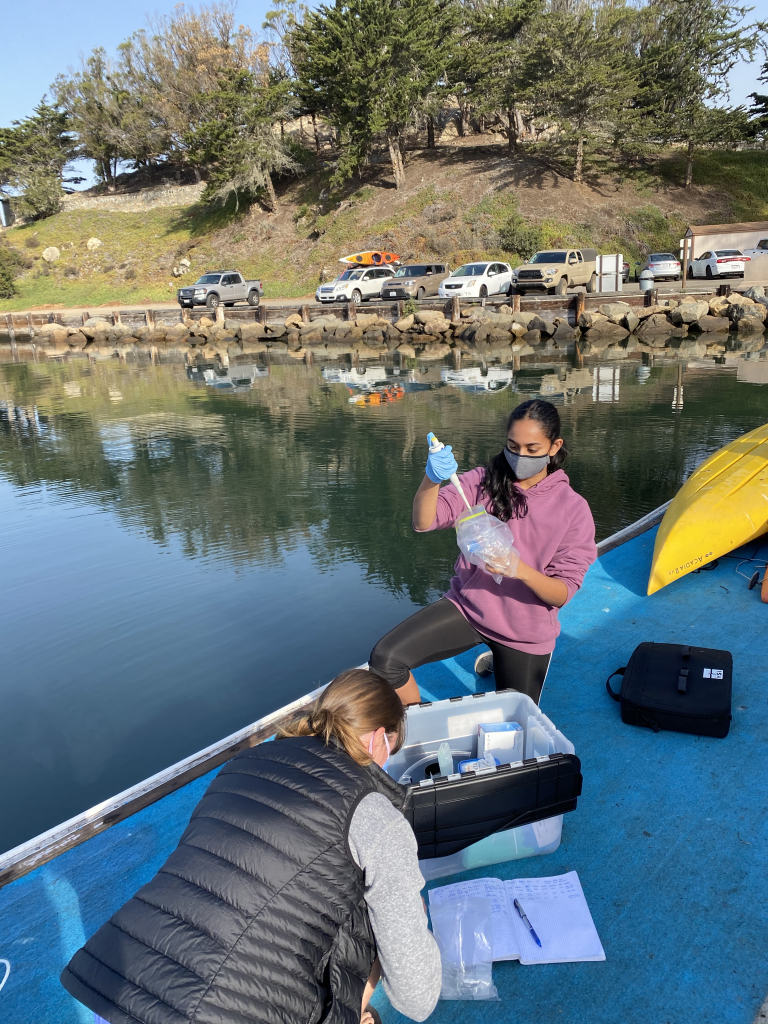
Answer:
[{"xmin": 402, "ymin": 752, "xmax": 582, "ymax": 859}]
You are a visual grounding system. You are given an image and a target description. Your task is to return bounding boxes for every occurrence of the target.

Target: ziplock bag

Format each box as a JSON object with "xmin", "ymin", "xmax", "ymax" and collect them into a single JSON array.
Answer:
[
  {"xmin": 456, "ymin": 505, "xmax": 519, "ymax": 584},
  {"xmin": 429, "ymin": 896, "xmax": 499, "ymax": 1000}
]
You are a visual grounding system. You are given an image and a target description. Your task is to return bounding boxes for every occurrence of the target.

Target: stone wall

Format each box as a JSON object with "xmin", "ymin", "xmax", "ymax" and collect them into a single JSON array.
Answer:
[{"xmin": 60, "ymin": 181, "xmax": 206, "ymax": 214}]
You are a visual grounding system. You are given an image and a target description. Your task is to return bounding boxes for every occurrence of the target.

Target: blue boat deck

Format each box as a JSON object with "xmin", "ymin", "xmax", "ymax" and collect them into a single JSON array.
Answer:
[{"xmin": 1, "ymin": 526, "xmax": 767, "ymax": 1024}]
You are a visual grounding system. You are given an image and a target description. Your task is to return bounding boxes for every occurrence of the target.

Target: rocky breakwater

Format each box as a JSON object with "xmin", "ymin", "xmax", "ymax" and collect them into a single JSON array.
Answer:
[{"xmin": 579, "ymin": 287, "xmax": 768, "ymax": 359}]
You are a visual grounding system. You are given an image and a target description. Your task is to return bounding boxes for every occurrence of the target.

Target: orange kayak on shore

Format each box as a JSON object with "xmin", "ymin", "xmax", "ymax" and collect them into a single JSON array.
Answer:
[{"xmin": 339, "ymin": 251, "xmax": 400, "ymax": 266}]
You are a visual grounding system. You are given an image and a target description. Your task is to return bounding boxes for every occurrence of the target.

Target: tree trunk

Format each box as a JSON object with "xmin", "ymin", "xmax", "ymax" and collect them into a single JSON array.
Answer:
[
  {"xmin": 515, "ymin": 109, "xmax": 527, "ymax": 142},
  {"xmin": 264, "ymin": 172, "xmax": 278, "ymax": 212},
  {"xmin": 574, "ymin": 136, "xmax": 584, "ymax": 183},
  {"xmin": 280, "ymin": 120, "xmax": 285, "ymax": 141},
  {"xmin": 387, "ymin": 135, "xmax": 406, "ymax": 189},
  {"xmin": 193, "ymin": 167, "xmax": 202, "ymax": 183},
  {"xmin": 427, "ymin": 116, "xmax": 435, "ymax": 149},
  {"xmin": 685, "ymin": 139, "xmax": 694, "ymax": 189},
  {"xmin": 455, "ymin": 112, "xmax": 464, "ymax": 138},
  {"xmin": 461, "ymin": 103, "xmax": 471, "ymax": 136},
  {"xmin": 507, "ymin": 108, "xmax": 517, "ymax": 151},
  {"xmin": 312, "ymin": 112, "xmax": 320, "ymax": 153}
]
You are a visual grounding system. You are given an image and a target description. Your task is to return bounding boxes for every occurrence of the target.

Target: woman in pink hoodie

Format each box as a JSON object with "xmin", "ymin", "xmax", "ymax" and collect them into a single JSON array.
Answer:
[{"xmin": 370, "ymin": 399, "xmax": 597, "ymax": 706}]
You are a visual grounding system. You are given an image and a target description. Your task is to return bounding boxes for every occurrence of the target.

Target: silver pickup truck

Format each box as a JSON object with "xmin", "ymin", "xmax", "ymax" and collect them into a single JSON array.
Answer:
[{"xmin": 177, "ymin": 271, "xmax": 263, "ymax": 311}]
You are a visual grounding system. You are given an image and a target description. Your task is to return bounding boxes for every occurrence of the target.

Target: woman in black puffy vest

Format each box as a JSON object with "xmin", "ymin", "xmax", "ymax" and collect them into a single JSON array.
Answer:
[{"xmin": 61, "ymin": 670, "xmax": 441, "ymax": 1024}]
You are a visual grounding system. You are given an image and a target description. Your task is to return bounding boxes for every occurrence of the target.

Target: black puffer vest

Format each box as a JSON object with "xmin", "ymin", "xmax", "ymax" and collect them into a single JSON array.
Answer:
[{"xmin": 61, "ymin": 735, "xmax": 406, "ymax": 1024}]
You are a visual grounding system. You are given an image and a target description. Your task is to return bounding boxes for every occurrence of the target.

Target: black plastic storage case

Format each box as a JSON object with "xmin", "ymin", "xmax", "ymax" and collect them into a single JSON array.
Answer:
[
  {"xmin": 607, "ymin": 642, "xmax": 732, "ymax": 738},
  {"xmin": 387, "ymin": 689, "xmax": 582, "ymax": 879}
]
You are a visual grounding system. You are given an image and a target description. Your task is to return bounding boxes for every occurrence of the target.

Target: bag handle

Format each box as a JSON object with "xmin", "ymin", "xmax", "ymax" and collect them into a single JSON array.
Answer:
[{"xmin": 606, "ymin": 667, "xmax": 625, "ymax": 701}]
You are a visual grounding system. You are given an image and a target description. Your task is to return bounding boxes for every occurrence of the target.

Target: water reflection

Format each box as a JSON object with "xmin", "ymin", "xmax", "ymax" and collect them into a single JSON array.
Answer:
[{"xmin": 0, "ymin": 353, "xmax": 766, "ymax": 851}]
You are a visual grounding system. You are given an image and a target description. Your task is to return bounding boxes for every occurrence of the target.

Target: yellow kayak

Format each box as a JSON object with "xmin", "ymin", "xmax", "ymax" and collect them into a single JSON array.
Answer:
[{"xmin": 648, "ymin": 422, "xmax": 768, "ymax": 595}]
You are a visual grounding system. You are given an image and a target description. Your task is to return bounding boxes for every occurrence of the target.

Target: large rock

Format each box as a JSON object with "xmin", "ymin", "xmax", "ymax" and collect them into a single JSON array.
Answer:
[
  {"xmin": 734, "ymin": 315, "xmax": 765, "ymax": 332},
  {"xmin": 729, "ymin": 301, "xmax": 766, "ymax": 324},
  {"xmin": 708, "ymin": 296, "xmax": 731, "ymax": 317},
  {"xmin": 695, "ymin": 315, "xmax": 730, "ymax": 333},
  {"xmin": 266, "ymin": 324, "xmax": 287, "ymax": 339},
  {"xmin": 669, "ymin": 300, "xmax": 709, "ymax": 325},
  {"xmin": 355, "ymin": 313, "xmax": 380, "ymax": 329},
  {"xmin": 80, "ymin": 317, "xmax": 112, "ymax": 339},
  {"xmin": 36, "ymin": 323, "xmax": 68, "ymax": 345},
  {"xmin": 424, "ymin": 320, "xmax": 452, "ymax": 335},
  {"xmin": 394, "ymin": 314, "xmax": 414, "ymax": 332},
  {"xmin": 742, "ymin": 286, "xmax": 765, "ymax": 301},
  {"xmin": 284, "ymin": 313, "xmax": 303, "ymax": 328},
  {"xmin": 42, "ymin": 246, "xmax": 60, "ymax": 263},
  {"xmin": 511, "ymin": 310, "xmax": 535, "ymax": 329},
  {"xmin": 553, "ymin": 323, "xmax": 577, "ymax": 342},
  {"xmin": 578, "ymin": 311, "xmax": 608, "ymax": 330},
  {"xmin": 300, "ymin": 327, "xmax": 324, "ymax": 345},
  {"xmin": 238, "ymin": 322, "xmax": 266, "ymax": 341},
  {"xmin": 636, "ymin": 313, "xmax": 673, "ymax": 336},
  {"xmin": 528, "ymin": 315, "xmax": 555, "ymax": 337},
  {"xmin": 585, "ymin": 321, "xmax": 629, "ymax": 342},
  {"xmin": 636, "ymin": 304, "xmax": 673, "ymax": 320},
  {"xmin": 522, "ymin": 330, "xmax": 541, "ymax": 344},
  {"xmin": 623, "ymin": 311, "xmax": 640, "ymax": 334},
  {"xmin": 86, "ymin": 237, "xmax": 102, "ymax": 251},
  {"xmin": 415, "ymin": 310, "xmax": 448, "ymax": 325},
  {"xmin": 67, "ymin": 331, "xmax": 89, "ymax": 349},
  {"xmin": 598, "ymin": 301, "xmax": 632, "ymax": 319}
]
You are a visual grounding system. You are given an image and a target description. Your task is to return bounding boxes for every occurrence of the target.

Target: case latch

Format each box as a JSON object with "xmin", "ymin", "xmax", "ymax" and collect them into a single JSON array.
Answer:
[{"xmin": 678, "ymin": 666, "xmax": 689, "ymax": 693}]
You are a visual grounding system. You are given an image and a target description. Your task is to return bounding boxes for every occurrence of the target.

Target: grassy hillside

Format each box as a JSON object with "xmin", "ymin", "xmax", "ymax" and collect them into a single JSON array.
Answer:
[{"xmin": 1, "ymin": 144, "xmax": 765, "ymax": 312}]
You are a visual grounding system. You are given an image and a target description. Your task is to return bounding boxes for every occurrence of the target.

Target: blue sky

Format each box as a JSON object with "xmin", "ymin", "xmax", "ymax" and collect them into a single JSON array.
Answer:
[{"xmin": 1, "ymin": 0, "xmax": 765, "ymax": 186}]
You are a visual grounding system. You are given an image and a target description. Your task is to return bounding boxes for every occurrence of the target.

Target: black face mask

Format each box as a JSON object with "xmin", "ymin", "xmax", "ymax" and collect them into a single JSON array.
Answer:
[{"xmin": 503, "ymin": 448, "xmax": 551, "ymax": 480}]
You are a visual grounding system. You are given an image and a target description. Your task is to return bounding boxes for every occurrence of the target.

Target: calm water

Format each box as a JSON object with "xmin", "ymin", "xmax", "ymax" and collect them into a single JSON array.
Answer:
[{"xmin": 1, "ymin": 353, "xmax": 766, "ymax": 853}]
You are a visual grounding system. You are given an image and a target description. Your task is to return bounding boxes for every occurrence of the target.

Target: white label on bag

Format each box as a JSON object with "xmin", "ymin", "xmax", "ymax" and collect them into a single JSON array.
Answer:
[{"xmin": 703, "ymin": 668, "xmax": 723, "ymax": 679}]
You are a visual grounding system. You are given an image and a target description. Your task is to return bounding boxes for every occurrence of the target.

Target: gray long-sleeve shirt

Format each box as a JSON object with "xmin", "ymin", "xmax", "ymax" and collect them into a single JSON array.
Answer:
[{"xmin": 348, "ymin": 792, "xmax": 442, "ymax": 1022}]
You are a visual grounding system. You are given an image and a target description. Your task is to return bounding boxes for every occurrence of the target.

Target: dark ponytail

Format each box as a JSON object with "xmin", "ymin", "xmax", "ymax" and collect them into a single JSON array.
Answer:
[{"xmin": 481, "ymin": 399, "xmax": 567, "ymax": 522}]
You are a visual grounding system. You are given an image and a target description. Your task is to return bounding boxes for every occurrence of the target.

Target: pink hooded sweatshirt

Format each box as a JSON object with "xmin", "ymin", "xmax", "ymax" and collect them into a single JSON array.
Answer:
[{"xmin": 417, "ymin": 467, "xmax": 597, "ymax": 655}]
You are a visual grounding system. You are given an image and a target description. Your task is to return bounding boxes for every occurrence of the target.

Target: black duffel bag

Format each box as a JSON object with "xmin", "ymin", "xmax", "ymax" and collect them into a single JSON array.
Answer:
[{"xmin": 606, "ymin": 641, "xmax": 732, "ymax": 738}]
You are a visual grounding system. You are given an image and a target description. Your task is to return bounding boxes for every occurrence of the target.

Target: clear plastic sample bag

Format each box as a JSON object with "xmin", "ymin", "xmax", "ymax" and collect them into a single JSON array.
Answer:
[
  {"xmin": 429, "ymin": 896, "xmax": 499, "ymax": 1001},
  {"xmin": 456, "ymin": 505, "xmax": 519, "ymax": 584}
]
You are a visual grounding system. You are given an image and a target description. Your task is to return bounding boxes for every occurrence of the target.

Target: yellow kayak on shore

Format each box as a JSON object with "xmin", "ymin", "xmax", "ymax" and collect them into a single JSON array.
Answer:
[{"xmin": 648, "ymin": 422, "xmax": 768, "ymax": 595}]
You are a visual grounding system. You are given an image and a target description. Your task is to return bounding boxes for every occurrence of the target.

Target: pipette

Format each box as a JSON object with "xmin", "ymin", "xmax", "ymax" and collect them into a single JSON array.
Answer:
[{"xmin": 427, "ymin": 432, "xmax": 472, "ymax": 510}]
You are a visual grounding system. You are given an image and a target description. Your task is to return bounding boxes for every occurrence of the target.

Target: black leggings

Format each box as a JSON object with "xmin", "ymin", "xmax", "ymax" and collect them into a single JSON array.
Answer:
[{"xmin": 370, "ymin": 598, "xmax": 551, "ymax": 705}]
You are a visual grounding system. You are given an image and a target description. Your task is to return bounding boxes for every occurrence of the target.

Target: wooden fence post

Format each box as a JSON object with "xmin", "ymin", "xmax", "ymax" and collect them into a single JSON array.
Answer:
[
  {"xmin": 512, "ymin": 292, "xmax": 521, "ymax": 313},
  {"xmin": 258, "ymin": 305, "xmax": 267, "ymax": 325},
  {"xmin": 215, "ymin": 304, "xmax": 224, "ymax": 324},
  {"xmin": 574, "ymin": 292, "xmax": 585, "ymax": 325},
  {"xmin": 301, "ymin": 304, "xmax": 310, "ymax": 323},
  {"xmin": 347, "ymin": 299, "xmax": 357, "ymax": 320},
  {"xmin": 451, "ymin": 296, "xmax": 460, "ymax": 323}
]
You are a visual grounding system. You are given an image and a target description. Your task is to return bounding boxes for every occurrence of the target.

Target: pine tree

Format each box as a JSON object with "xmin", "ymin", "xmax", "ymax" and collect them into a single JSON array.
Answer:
[
  {"xmin": 636, "ymin": 0, "xmax": 761, "ymax": 188},
  {"xmin": 0, "ymin": 100, "xmax": 78, "ymax": 219},
  {"xmin": 290, "ymin": 0, "xmax": 456, "ymax": 189},
  {"xmin": 748, "ymin": 60, "xmax": 768, "ymax": 139}
]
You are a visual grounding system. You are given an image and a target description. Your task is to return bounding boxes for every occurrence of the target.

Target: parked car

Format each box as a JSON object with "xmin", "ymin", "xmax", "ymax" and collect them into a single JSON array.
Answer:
[
  {"xmin": 380, "ymin": 263, "xmax": 451, "ymax": 300},
  {"xmin": 687, "ymin": 250, "xmax": 747, "ymax": 280},
  {"xmin": 635, "ymin": 253, "xmax": 681, "ymax": 282},
  {"xmin": 511, "ymin": 249, "xmax": 598, "ymax": 295},
  {"xmin": 315, "ymin": 266, "xmax": 392, "ymax": 303},
  {"xmin": 438, "ymin": 261, "xmax": 513, "ymax": 299},
  {"xmin": 743, "ymin": 238, "xmax": 768, "ymax": 260},
  {"xmin": 178, "ymin": 271, "xmax": 262, "ymax": 310}
]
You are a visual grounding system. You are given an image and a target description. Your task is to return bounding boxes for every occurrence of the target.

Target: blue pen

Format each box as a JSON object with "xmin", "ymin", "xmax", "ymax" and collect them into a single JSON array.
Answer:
[{"xmin": 514, "ymin": 898, "xmax": 542, "ymax": 947}]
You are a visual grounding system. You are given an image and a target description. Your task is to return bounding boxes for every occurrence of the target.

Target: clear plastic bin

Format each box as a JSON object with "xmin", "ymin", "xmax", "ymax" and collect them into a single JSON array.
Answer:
[{"xmin": 386, "ymin": 690, "xmax": 575, "ymax": 881}]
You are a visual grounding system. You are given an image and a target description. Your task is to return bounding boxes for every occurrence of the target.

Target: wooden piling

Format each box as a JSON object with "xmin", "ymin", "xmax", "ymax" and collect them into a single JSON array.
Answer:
[
  {"xmin": 214, "ymin": 305, "xmax": 224, "ymax": 324},
  {"xmin": 301, "ymin": 304, "xmax": 310, "ymax": 323},
  {"xmin": 26, "ymin": 314, "xmax": 34, "ymax": 338},
  {"xmin": 574, "ymin": 292, "xmax": 585, "ymax": 324},
  {"xmin": 112, "ymin": 311, "xmax": 121, "ymax": 325},
  {"xmin": 82, "ymin": 311, "xmax": 90, "ymax": 325},
  {"xmin": 347, "ymin": 299, "xmax": 357, "ymax": 321},
  {"xmin": 397, "ymin": 301, "xmax": 404, "ymax": 320},
  {"xmin": 451, "ymin": 296, "xmax": 460, "ymax": 324},
  {"xmin": 258, "ymin": 304, "xmax": 267, "ymax": 326}
]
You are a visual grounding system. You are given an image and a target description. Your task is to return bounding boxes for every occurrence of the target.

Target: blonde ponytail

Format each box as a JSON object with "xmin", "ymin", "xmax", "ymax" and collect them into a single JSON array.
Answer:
[{"xmin": 277, "ymin": 669, "xmax": 405, "ymax": 766}]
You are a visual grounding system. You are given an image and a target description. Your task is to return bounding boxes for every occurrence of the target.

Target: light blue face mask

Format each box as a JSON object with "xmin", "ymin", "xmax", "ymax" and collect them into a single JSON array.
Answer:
[
  {"xmin": 504, "ymin": 447, "xmax": 550, "ymax": 480},
  {"xmin": 369, "ymin": 732, "xmax": 391, "ymax": 771}
]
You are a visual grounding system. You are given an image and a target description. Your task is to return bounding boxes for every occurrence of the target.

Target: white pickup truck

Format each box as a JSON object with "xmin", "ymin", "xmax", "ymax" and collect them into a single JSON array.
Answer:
[
  {"xmin": 177, "ymin": 271, "xmax": 263, "ymax": 311},
  {"xmin": 743, "ymin": 239, "xmax": 768, "ymax": 260}
]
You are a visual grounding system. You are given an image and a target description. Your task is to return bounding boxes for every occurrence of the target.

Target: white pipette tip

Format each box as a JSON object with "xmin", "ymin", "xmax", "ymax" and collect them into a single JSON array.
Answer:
[{"xmin": 428, "ymin": 431, "xmax": 472, "ymax": 510}]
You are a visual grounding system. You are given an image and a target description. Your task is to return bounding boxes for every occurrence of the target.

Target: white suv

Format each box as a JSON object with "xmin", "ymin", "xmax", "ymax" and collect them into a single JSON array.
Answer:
[{"xmin": 316, "ymin": 267, "xmax": 391, "ymax": 303}]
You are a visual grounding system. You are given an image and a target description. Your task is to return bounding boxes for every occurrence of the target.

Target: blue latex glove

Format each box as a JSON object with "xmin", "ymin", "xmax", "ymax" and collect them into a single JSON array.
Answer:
[{"xmin": 425, "ymin": 433, "xmax": 459, "ymax": 483}]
